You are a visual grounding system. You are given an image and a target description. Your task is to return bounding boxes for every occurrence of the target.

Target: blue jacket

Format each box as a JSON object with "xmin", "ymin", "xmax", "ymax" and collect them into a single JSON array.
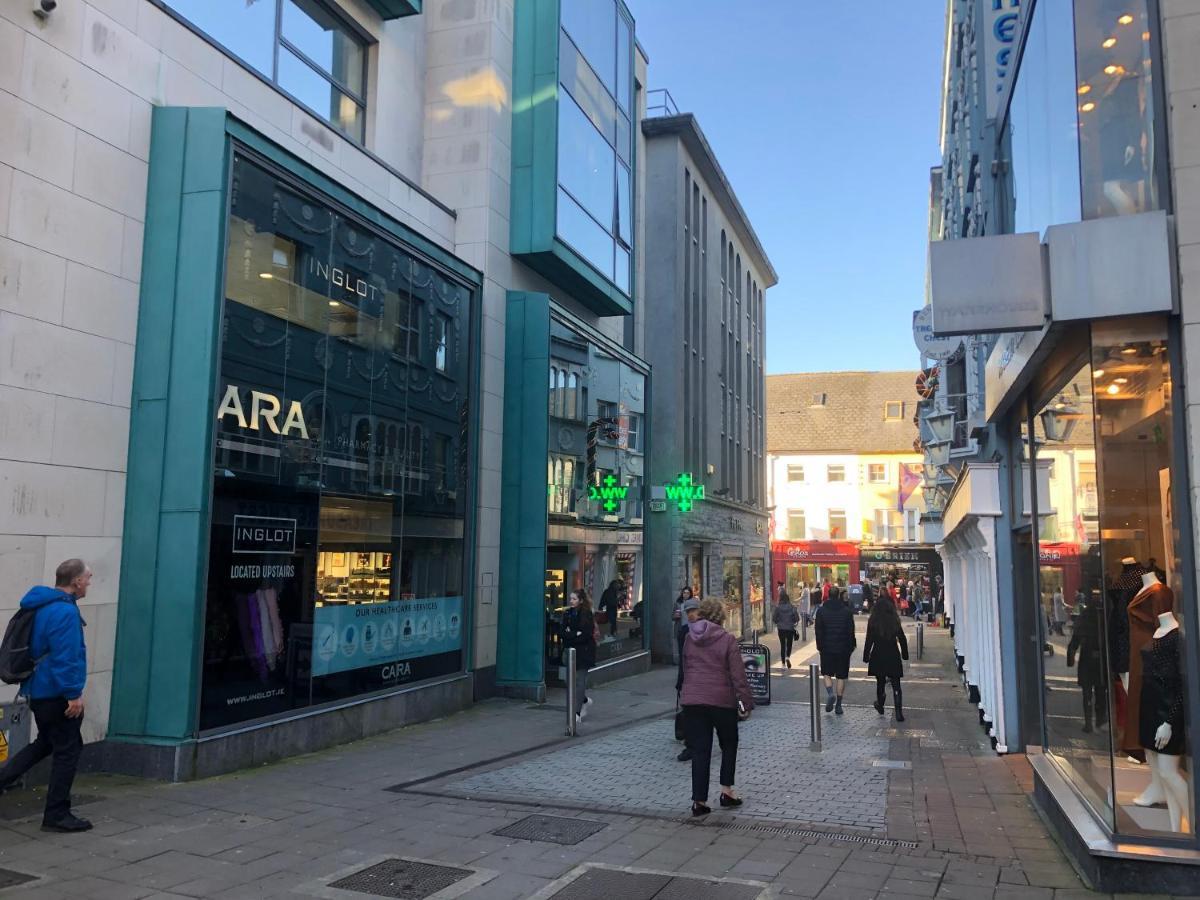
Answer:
[{"xmin": 20, "ymin": 587, "xmax": 87, "ymax": 701}]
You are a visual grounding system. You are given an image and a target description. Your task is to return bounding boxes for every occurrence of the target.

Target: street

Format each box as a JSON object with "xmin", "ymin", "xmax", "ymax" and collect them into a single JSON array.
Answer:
[{"xmin": 0, "ymin": 620, "xmax": 1151, "ymax": 899}]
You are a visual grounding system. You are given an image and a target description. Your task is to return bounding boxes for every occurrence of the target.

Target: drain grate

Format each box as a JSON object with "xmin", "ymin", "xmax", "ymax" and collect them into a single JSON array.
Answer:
[
  {"xmin": 0, "ymin": 868, "xmax": 37, "ymax": 890},
  {"xmin": 877, "ymin": 728, "xmax": 932, "ymax": 738},
  {"xmin": 546, "ymin": 869, "xmax": 763, "ymax": 900},
  {"xmin": 701, "ymin": 820, "xmax": 919, "ymax": 849},
  {"xmin": 328, "ymin": 858, "xmax": 473, "ymax": 899},
  {"xmin": 871, "ymin": 759, "xmax": 912, "ymax": 770},
  {"xmin": 492, "ymin": 814, "xmax": 607, "ymax": 845}
]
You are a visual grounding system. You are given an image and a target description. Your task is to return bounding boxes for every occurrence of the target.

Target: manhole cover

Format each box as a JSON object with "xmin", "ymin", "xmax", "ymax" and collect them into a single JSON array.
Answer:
[
  {"xmin": 547, "ymin": 869, "xmax": 762, "ymax": 900},
  {"xmin": 328, "ymin": 859, "xmax": 473, "ymax": 898},
  {"xmin": 877, "ymin": 728, "xmax": 932, "ymax": 738},
  {"xmin": 871, "ymin": 759, "xmax": 912, "ymax": 769},
  {"xmin": 0, "ymin": 868, "xmax": 37, "ymax": 889},
  {"xmin": 492, "ymin": 814, "xmax": 607, "ymax": 845}
]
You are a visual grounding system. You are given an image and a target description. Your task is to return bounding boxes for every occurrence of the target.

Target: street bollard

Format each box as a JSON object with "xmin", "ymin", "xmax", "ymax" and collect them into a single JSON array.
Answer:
[
  {"xmin": 752, "ymin": 629, "xmax": 759, "ymax": 647},
  {"xmin": 800, "ymin": 616, "xmax": 808, "ymax": 644},
  {"xmin": 565, "ymin": 647, "xmax": 577, "ymax": 737},
  {"xmin": 808, "ymin": 662, "xmax": 822, "ymax": 751},
  {"xmin": 916, "ymin": 622, "xmax": 925, "ymax": 660}
]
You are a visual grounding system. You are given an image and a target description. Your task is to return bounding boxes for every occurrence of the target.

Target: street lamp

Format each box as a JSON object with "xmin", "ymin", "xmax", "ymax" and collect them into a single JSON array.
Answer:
[
  {"xmin": 925, "ymin": 411, "xmax": 955, "ymax": 444},
  {"xmin": 1039, "ymin": 408, "xmax": 1080, "ymax": 443}
]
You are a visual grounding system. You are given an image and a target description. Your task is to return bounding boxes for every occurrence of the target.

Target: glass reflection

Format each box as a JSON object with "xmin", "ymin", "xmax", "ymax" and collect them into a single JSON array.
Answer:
[
  {"xmin": 282, "ymin": 0, "xmax": 365, "ymax": 95},
  {"xmin": 545, "ymin": 319, "xmax": 646, "ymax": 669},
  {"xmin": 279, "ymin": 48, "xmax": 364, "ymax": 142}
]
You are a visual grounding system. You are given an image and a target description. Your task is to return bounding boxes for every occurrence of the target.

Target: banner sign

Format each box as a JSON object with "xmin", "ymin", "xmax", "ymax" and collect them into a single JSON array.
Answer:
[
  {"xmin": 739, "ymin": 643, "xmax": 771, "ymax": 706},
  {"xmin": 898, "ymin": 463, "xmax": 922, "ymax": 511},
  {"xmin": 311, "ymin": 596, "xmax": 463, "ymax": 678},
  {"xmin": 983, "ymin": 0, "xmax": 1021, "ymax": 120}
]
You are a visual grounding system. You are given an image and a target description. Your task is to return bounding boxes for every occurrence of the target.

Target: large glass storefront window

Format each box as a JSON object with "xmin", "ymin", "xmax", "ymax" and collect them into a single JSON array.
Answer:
[
  {"xmin": 1074, "ymin": 0, "xmax": 1161, "ymax": 219},
  {"xmin": 545, "ymin": 319, "xmax": 646, "ymax": 670},
  {"xmin": 1032, "ymin": 317, "xmax": 1191, "ymax": 837},
  {"xmin": 749, "ymin": 558, "xmax": 765, "ymax": 632},
  {"xmin": 200, "ymin": 153, "xmax": 473, "ymax": 730},
  {"xmin": 723, "ymin": 556, "xmax": 744, "ymax": 638}
]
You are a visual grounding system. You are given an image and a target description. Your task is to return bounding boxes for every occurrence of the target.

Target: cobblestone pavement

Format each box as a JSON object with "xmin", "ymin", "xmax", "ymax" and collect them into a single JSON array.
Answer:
[
  {"xmin": 444, "ymin": 703, "xmax": 892, "ymax": 831},
  {"xmin": 0, "ymin": 623, "xmax": 1191, "ymax": 898}
]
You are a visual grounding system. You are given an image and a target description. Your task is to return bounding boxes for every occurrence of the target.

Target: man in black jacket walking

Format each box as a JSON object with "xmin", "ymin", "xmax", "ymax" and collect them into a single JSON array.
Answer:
[{"xmin": 815, "ymin": 587, "xmax": 856, "ymax": 715}]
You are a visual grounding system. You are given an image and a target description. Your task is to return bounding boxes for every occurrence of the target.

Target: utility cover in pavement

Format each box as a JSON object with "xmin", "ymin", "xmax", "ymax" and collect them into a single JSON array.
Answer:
[
  {"xmin": 871, "ymin": 759, "xmax": 912, "ymax": 769},
  {"xmin": 328, "ymin": 859, "xmax": 473, "ymax": 898},
  {"xmin": 492, "ymin": 813, "xmax": 607, "ymax": 845},
  {"xmin": 548, "ymin": 869, "xmax": 762, "ymax": 900},
  {"xmin": 0, "ymin": 868, "xmax": 37, "ymax": 890}
]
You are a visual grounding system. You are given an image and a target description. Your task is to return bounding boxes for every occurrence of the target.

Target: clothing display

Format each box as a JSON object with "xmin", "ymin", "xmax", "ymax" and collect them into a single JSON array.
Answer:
[
  {"xmin": 1138, "ymin": 629, "xmax": 1185, "ymax": 756},
  {"xmin": 1123, "ymin": 581, "xmax": 1175, "ymax": 753},
  {"xmin": 1108, "ymin": 563, "xmax": 1145, "ymax": 675},
  {"xmin": 234, "ymin": 587, "xmax": 286, "ymax": 684}
]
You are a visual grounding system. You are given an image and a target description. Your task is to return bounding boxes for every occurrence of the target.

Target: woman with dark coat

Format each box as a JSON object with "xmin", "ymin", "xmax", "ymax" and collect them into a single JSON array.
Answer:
[
  {"xmin": 863, "ymin": 596, "xmax": 909, "ymax": 721},
  {"xmin": 1067, "ymin": 592, "xmax": 1108, "ymax": 733},
  {"xmin": 561, "ymin": 589, "xmax": 597, "ymax": 724}
]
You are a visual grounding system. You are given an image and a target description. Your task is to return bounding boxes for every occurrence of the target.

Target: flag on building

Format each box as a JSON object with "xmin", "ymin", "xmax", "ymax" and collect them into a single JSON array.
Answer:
[{"xmin": 898, "ymin": 463, "xmax": 922, "ymax": 511}]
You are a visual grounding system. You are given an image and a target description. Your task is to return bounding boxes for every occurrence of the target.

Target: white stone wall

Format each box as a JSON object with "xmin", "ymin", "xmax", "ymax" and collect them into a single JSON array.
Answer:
[
  {"xmin": 0, "ymin": 0, "xmax": 456, "ymax": 739},
  {"xmin": 1163, "ymin": 2, "xmax": 1200, "ymax": 615}
]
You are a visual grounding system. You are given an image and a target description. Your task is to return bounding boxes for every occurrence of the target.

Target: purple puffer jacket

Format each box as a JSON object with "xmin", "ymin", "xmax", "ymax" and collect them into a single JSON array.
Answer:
[{"xmin": 680, "ymin": 620, "xmax": 755, "ymax": 712}]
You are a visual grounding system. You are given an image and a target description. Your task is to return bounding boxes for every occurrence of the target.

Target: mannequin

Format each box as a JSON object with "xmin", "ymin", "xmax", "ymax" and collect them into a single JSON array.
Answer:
[
  {"xmin": 1110, "ymin": 558, "xmax": 1144, "ymax": 691},
  {"xmin": 1123, "ymin": 571, "xmax": 1174, "ymax": 757},
  {"xmin": 1134, "ymin": 612, "xmax": 1189, "ymax": 832}
]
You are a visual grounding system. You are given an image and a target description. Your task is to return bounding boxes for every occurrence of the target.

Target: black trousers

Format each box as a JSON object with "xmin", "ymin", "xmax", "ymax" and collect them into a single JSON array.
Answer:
[
  {"xmin": 779, "ymin": 629, "xmax": 795, "ymax": 659},
  {"xmin": 683, "ymin": 704, "xmax": 738, "ymax": 802},
  {"xmin": 0, "ymin": 697, "xmax": 83, "ymax": 823},
  {"xmin": 875, "ymin": 675, "xmax": 902, "ymax": 708}
]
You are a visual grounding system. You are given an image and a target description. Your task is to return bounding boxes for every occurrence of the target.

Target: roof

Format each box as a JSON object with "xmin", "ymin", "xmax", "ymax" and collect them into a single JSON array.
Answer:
[
  {"xmin": 641, "ymin": 114, "xmax": 778, "ymax": 287},
  {"xmin": 767, "ymin": 371, "xmax": 921, "ymax": 454}
]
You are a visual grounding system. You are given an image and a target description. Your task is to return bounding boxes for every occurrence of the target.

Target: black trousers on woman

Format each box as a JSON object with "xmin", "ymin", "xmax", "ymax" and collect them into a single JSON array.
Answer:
[
  {"xmin": 683, "ymin": 704, "xmax": 739, "ymax": 803},
  {"xmin": 779, "ymin": 629, "xmax": 795, "ymax": 661},
  {"xmin": 875, "ymin": 674, "xmax": 901, "ymax": 708}
]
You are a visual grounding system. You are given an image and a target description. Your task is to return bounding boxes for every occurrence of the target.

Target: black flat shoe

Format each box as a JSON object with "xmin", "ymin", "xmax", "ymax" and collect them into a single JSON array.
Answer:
[
  {"xmin": 835, "ymin": 699, "xmax": 844, "ymax": 715},
  {"xmin": 691, "ymin": 803, "xmax": 711, "ymax": 817},
  {"xmin": 873, "ymin": 701, "xmax": 884, "ymax": 714},
  {"xmin": 677, "ymin": 748, "xmax": 692, "ymax": 761},
  {"xmin": 719, "ymin": 794, "xmax": 743, "ymax": 808},
  {"xmin": 41, "ymin": 814, "xmax": 92, "ymax": 833}
]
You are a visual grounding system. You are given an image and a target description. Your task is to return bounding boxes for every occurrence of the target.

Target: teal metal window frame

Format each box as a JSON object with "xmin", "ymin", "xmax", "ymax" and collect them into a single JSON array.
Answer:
[
  {"xmin": 511, "ymin": 0, "xmax": 637, "ymax": 317},
  {"xmin": 108, "ymin": 107, "xmax": 481, "ymax": 746}
]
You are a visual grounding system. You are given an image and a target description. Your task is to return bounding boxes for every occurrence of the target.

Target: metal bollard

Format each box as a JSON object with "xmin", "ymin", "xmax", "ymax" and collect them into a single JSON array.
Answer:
[
  {"xmin": 916, "ymin": 622, "xmax": 925, "ymax": 660},
  {"xmin": 808, "ymin": 662, "xmax": 822, "ymax": 751},
  {"xmin": 800, "ymin": 616, "xmax": 808, "ymax": 643},
  {"xmin": 565, "ymin": 647, "xmax": 577, "ymax": 736}
]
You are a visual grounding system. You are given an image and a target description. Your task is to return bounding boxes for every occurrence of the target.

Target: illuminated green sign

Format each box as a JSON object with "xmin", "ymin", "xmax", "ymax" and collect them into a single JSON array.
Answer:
[
  {"xmin": 588, "ymin": 473, "xmax": 629, "ymax": 512},
  {"xmin": 665, "ymin": 473, "xmax": 705, "ymax": 512}
]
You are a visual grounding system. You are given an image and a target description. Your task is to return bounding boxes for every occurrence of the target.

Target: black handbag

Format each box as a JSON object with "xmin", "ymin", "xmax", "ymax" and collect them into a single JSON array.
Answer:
[{"xmin": 674, "ymin": 699, "xmax": 685, "ymax": 741}]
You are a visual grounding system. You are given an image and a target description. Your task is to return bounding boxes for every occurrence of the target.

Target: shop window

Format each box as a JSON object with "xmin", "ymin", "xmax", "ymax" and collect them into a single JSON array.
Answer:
[
  {"xmin": 868, "ymin": 463, "xmax": 888, "ymax": 483},
  {"xmin": 787, "ymin": 510, "xmax": 806, "ymax": 540},
  {"xmin": 828, "ymin": 509, "xmax": 847, "ymax": 539},
  {"xmin": 434, "ymin": 313, "xmax": 449, "ymax": 372},
  {"xmin": 827, "ymin": 464, "xmax": 845, "ymax": 483},
  {"xmin": 1031, "ymin": 316, "xmax": 1189, "ymax": 838},
  {"xmin": 722, "ymin": 557, "xmax": 744, "ymax": 637},
  {"xmin": 202, "ymin": 153, "xmax": 472, "ymax": 731},
  {"xmin": 787, "ymin": 464, "xmax": 804, "ymax": 482},
  {"xmin": 162, "ymin": 0, "xmax": 367, "ymax": 142}
]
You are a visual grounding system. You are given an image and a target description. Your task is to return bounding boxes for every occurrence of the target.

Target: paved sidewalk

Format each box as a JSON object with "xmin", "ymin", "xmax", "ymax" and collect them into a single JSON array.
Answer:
[{"xmin": 0, "ymin": 622, "xmax": 1177, "ymax": 899}]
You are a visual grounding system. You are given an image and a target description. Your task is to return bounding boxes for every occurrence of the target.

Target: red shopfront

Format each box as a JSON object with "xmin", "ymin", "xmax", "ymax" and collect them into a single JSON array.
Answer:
[{"xmin": 771, "ymin": 541, "xmax": 861, "ymax": 595}]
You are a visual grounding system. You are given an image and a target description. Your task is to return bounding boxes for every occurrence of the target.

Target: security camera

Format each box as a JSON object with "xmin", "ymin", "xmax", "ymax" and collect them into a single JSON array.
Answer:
[{"xmin": 33, "ymin": 0, "xmax": 57, "ymax": 20}]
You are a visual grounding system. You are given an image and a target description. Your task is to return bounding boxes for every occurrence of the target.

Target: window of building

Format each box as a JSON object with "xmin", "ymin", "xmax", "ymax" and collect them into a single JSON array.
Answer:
[
  {"xmin": 874, "ymin": 509, "xmax": 904, "ymax": 542},
  {"xmin": 394, "ymin": 296, "xmax": 420, "ymax": 360},
  {"xmin": 787, "ymin": 464, "xmax": 804, "ymax": 482},
  {"xmin": 868, "ymin": 463, "xmax": 888, "ymax": 483},
  {"xmin": 827, "ymin": 464, "xmax": 845, "ymax": 483},
  {"xmin": 810, "ymin": 392, "xmax": 827, "ymax": 407},
  {"xmin": 434, "ymin": 313, "xmax": 449, "ymax": 372},
  {"xmin": 555, "ymin": 1, "xmax": 634, "ymax": 293},
  {"xmin": 787, "ymin": 510, "xmax": 806, "ymax": 540},
  {"xmin": 548, "ymin": 455, "xmax": 576, "ymax": 515},
  {"xmin": 884, "ymin": 401, "xmax": 904, "ymax": 420},
  {"xmin": 828, "ymin": 509, "xmax": 847, "ymax": 539},
  {"xmin": 162, "ymin": 0, "xmax": 368, "ymax": 142},
  {"xmin": 904, "ymin": 508, "xmax": 920, "ymax": 542}
]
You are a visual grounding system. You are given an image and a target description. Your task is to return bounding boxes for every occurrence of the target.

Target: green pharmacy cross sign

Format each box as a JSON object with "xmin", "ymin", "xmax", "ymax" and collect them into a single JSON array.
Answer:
[
  {"xmin": 665, "ymin": 473, "xmax": 705, "ymax": 512},
  {"xmin": 588, "ymin": 474, "xmax": 629, "ymax": 512}
]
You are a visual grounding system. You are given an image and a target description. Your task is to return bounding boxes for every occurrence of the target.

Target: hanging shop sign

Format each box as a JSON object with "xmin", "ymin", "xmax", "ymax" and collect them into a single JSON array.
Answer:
[
  {"xmin": 587, "ymin": 474, "xmax": 629, "ymax": 512},
  {"xmin": 658, "ymin": 473, "xmax": 704, "ymax": 512},
  {"xmin": 912, "ymin": 306, "xmax": 963, "ymax": 361},
  {"xmin": 983, "ymin": 0, "xmax": 1020, "ymax": 120}
]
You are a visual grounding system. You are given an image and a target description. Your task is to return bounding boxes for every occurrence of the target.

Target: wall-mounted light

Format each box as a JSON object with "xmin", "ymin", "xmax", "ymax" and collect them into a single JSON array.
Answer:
[
  {"xmin": 1040, "ymin": 408, "xmax": 1079, "ymax": 443},
  {"xmin": 925, "ymin": 411, "xmax": 955, "ymax": 444},
  {"xmin": 927, "ymin": 442, "xmax": 951, "ymax": 468}
]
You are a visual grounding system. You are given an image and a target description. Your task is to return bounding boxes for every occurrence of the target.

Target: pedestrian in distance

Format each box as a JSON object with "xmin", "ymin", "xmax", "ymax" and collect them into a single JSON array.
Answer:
[
  {"xmin": 815, "ymin": 585, "xmax": 856, "ymax": 715},
  {"xmin": 674, "ymin": 596, "xmax": 702, "ymax": 761},
  {"xmin": 561, "ymin": 589, "xmax": 596, "ymax": 725},
  {"xmin": 863, "ymin": 595, "xmax": 909, "ymax": 722},
  {"xmin": 1052, "ymin": 588, "xmax": 1067, "ymax": 636},
  {"xmin": 599, "ymin": 579, "xmax": 621, "ymax": 639},
  {"xmin": 671, "ymin": 586, "xmax": 694, "ymax": 664},
  {"xmin": 680, "ymin": 598, "xmax": 754, "ymax": 817},
  {"xmin": 799, "ymin": 582, "xmax": 812, "ymax": 627},
  {"xmin": 772, "ymin": 587, "xmax": 800, "ymax": 668},
  {"xmin": 0, "ymin": 559, "xmax": 93, "ymax": 832}
]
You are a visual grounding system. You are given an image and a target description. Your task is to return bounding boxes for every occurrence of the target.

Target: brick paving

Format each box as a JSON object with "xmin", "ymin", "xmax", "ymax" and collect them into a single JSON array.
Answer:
[{"xmin": 0, "ymin": 622, "xmax": 1189, "ymax": 898}]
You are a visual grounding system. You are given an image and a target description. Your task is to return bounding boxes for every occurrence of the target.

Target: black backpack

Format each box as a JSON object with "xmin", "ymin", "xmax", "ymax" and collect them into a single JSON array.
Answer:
[{"xmin": 0, "ymin": 607, "xmax": 47, "ymax": 685}]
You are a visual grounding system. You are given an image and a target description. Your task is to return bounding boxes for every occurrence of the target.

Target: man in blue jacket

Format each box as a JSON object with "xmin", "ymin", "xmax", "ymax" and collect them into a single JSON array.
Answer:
[{"xmin": 0, "ymin": 559, "xmax": 92, "ymax": 832}]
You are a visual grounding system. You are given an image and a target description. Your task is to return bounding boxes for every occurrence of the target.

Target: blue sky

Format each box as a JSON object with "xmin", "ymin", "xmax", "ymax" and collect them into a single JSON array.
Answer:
[{"xmin": 631, "ymin": 1, "xmax": 947, "ymax": 374}]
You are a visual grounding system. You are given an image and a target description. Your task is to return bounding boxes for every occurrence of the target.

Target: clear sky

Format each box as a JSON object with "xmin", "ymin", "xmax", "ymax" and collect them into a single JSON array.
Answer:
[{"xmin": 631, "ymin": 1, "xmax": 947, "ymax": 374}]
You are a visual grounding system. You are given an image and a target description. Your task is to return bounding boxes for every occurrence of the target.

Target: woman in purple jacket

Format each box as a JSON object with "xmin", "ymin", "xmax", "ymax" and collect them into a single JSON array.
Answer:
[{"xmin": 680, "ymin": 598, "xmax": 755, "ymax": 816}]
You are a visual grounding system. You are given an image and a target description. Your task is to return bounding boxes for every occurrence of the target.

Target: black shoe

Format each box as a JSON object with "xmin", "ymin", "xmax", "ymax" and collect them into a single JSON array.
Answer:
[
  {"xmin": 719, "ymin": 794, "xmax": 743, "ymax": 808},
  {"xmin": 835, "ymin": 699, "xmax": 844, "ymax": 716},
  {"xmin": 691, "ymin": 803, "xmax": 711, "ymax": 817},
  {"xmin": 41, "ymin": 814, "xmax": 92, "ymax": 833},
  {"xmin": 895, "ymin": 710, "xmax": 905, "ymax": 723},
  {"xmin": 1082, "ymin": 723, "xmax": 1093, "ymax": 734},
  {"xmin": 825, "ymin": 696, "xmax": 835, "ymax": 713},
  {"xmin": 677, "ymin": 748, "xmax": 693, "ymax": 762},
  {"xmin": 873, "ymin": 700, "xmax": 885, "ymax": 715}
]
